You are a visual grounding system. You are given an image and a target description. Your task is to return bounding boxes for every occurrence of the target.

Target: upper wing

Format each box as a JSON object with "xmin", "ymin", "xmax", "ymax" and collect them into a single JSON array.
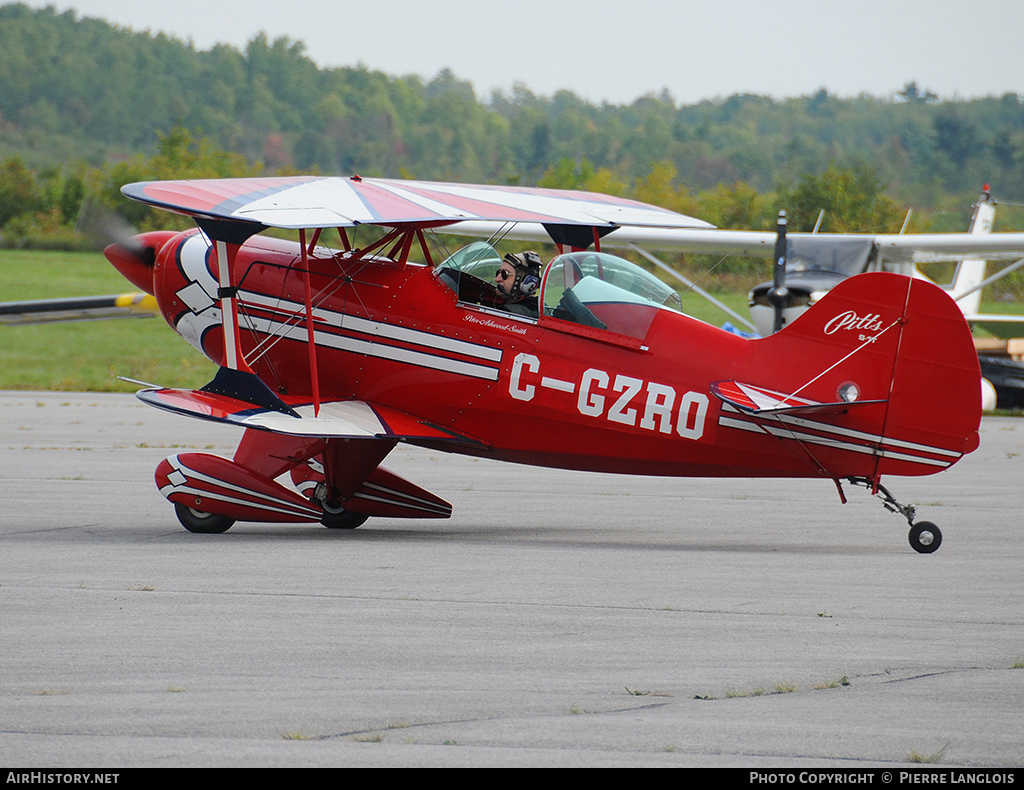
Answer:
[{"xmin": 120, "ymin": 176, "xmax": 713, "ymax": 232}]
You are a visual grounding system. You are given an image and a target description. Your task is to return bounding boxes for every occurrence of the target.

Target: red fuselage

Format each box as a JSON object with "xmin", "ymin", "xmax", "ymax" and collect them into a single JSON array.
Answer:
[{"xmin": 129, "ymin": 228, "xmax": 980, "ymax": 482}]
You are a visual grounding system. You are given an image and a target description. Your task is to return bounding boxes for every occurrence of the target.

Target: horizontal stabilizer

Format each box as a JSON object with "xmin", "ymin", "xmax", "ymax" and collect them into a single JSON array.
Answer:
[{"xmin": 711, "ymin": 380, "xmax": 885, "ymax": 417}]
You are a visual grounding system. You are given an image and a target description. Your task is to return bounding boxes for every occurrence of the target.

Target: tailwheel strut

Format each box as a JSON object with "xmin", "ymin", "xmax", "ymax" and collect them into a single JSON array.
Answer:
[{"xmin": 844, "ymin": 477, "xmax": 942, "ymax": 554}]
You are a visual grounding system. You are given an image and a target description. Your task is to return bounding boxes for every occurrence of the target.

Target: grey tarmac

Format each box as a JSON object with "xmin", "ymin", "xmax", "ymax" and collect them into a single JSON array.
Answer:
[{"xmin": 1, "ymin": 391, "xmax": 1021, "ymax": 768}]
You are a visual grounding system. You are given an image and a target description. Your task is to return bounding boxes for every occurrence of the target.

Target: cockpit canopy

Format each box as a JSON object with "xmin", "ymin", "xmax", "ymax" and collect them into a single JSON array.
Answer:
[
  {"xmin": 541, "ymin": 251, "xmax": 681, "ymax": 338},
  {"xmin": 437, "ymin": 243, "xmax": 683, "ymax": 341},
  {"xmin": 437, "ymin": 240, "xmax": 503, "ymax": 282}
]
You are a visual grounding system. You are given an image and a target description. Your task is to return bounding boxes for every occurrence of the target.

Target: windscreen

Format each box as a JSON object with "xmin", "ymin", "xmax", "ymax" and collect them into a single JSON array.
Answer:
[{"xmin": 541, "ymin": 251, "xmax": 681, "ymax": 340}]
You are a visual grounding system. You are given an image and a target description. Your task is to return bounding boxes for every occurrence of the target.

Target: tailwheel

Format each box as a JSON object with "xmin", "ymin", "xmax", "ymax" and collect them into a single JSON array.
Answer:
[
  {"xmin": 174, "ymin": 503, "xmax": 235, "ymax": 534},
  {"xmin": 908, "ymin": 521, "xmax": 942, "ymax": 554},
  {"xmin": 844, "ymin": 477, "xmax": 943, "ymax": 554}
]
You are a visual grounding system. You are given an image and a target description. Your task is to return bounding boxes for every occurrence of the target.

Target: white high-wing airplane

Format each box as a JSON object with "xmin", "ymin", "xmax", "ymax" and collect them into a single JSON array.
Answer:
[
  {"xmin": 735, "ymin": 188, "xmax": 1024, "ymax": 409},
  {"xmin": 931, "ymin": 188, "xmax": 1024, "ymax": 339},
  {"xmin": 742, "ymin": 187, "xmax": 1024, "ymax": 339}
]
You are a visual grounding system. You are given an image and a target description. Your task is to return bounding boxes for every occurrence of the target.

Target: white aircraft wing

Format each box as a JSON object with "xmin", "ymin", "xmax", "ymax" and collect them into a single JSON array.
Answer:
[
  {"xmin": 871, "ymin": 232, "xmax": 1024, "ymax": 264},
  {"xmin": 447, "ymin": 221, "xmax": 1024, "ymax": 263},
  {"xmin": 966, "ymin": 314, "xmax": 1024, "ymax": 339}
]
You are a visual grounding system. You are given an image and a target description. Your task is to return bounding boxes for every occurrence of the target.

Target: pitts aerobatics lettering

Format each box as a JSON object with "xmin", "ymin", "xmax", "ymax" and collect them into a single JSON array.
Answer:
[{"xmin": 823, "ymin": 311, "xmax": 885, "ymax": 336}]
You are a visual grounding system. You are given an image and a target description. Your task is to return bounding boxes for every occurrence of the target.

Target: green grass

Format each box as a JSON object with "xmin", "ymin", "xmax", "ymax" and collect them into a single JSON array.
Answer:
[
  {"xmin": 0, "ymin": 250, "xmax": 136, "ymax": 299},
  {"xmin": 1, "ymin": 249, "xmax": 1021, "ymax": 391},
  {"xmin": 679, "ymin": 290, "xmax": 754, "ymax": 328},
  {"xmin": 0, "ymin": 249, "xmax": 215, "ymax": 391},
  {"xmin": 0, "ymin": 319, "xmax": 214, "ymax": 391}
]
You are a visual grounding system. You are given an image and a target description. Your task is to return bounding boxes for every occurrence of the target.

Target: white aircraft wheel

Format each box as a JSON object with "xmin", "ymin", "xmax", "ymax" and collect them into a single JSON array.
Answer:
[
  {"xmin": 908, "ymin": 521, "xmax": 942, "ymax": 554},
  {"xmin": 174, "ymin": 503, "xmax": 234, "ymax": 534}
]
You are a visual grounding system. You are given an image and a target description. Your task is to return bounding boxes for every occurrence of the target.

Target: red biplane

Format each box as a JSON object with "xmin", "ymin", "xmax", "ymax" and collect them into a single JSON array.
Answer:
[{"xmin": 105, "ymin": 176, "xmax": 988, "ymax": 552}]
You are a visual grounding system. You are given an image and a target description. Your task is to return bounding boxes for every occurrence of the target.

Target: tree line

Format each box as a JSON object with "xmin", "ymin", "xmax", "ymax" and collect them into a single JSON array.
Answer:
[{"xmin": 1, "ymin": 2, "xmax": 1022, "ymax": 285}]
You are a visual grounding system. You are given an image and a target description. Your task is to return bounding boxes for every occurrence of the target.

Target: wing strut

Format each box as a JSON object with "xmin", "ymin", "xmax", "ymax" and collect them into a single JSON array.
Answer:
[
  {"xmin": 298, "ymin": 228, "xmax": 322, "ymax": 417},
  {"xmin": 213, "ymin": 239, "xmax": 250, "ymax": 372},
  {"xmin": 196, "ymin": 218, "xmax": 267, "ymax": 373},
  {"xmin": 198, "ymin": 219, "xmax": 323, "ymax": 414}
]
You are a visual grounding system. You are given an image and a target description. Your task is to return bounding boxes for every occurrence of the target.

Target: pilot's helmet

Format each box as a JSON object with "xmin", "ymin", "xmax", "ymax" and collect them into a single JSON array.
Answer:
[{"xmin": 503, "ymin": 251, "xmax": 542, "ymax": 300}]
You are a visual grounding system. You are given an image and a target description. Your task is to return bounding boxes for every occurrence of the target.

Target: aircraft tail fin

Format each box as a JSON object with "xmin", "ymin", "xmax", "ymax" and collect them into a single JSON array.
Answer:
[
  {"xmin": 749, "ymin": 272, "xmax": 981, "ymax": 478},
  {"xmin": 947, "ymin": 186, "xmax": 995, "ymax": 317}
]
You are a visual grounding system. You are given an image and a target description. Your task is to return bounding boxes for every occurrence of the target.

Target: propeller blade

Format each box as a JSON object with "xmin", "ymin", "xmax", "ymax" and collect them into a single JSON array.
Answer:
[
  {"xmin": 75, "ymin": 198, "xmax": 150, "ymax": 260},
  {"xmin": 769, "ymin": 210, "xmax": 789, "ymax": 333}
]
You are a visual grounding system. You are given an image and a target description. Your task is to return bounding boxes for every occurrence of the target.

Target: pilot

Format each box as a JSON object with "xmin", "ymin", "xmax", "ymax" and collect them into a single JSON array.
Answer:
[{"xmin": 494, "ymin": 251, "xmax": 542, "ymax": 317}]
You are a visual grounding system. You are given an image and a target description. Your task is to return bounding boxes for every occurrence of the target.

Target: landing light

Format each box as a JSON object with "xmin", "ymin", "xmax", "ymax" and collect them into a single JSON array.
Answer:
[{"xmin": 837, "ymin": 382, "xmax": 860, "ymax": 403}]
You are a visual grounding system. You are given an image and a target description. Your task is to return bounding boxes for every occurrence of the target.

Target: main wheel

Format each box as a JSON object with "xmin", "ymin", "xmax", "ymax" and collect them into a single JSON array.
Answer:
[
  {"xmin": 174, "ymin": 503, "xmax": 235, "ymax": 534},
  {"xmin": 908, "ymin": 521, "xmax": 942, "ymax": 554},
  {"xmin": 321, "ymin": 509, "xmax": 370, "ymax": 530}
]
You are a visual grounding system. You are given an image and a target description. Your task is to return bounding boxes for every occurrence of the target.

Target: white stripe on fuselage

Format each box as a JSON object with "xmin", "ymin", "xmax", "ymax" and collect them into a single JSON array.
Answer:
[
  {"xmin": 238, "ymin": 292, "xmax": 503, "ymax": 381},
  {"xmin": 717, "ymin": 406, "xmax": 957, "ymax": 469}
]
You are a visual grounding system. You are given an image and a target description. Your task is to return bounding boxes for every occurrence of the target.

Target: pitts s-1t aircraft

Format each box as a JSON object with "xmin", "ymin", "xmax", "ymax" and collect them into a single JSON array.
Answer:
[{"xmin": 106, "ymin": 176, "xmax": 986, "ymax": 553}]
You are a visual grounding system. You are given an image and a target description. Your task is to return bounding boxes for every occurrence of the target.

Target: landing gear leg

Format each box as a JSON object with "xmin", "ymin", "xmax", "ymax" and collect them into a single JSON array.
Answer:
[{"xmin": 844, "ymin": 477, "xmax": 942, "ymax": 554}]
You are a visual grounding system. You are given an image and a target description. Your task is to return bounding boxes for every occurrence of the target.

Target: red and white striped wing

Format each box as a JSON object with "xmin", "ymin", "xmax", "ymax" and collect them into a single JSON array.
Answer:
[{"xmin": 120, "ymin": 176, "xmax": 711, "ymax": 230}]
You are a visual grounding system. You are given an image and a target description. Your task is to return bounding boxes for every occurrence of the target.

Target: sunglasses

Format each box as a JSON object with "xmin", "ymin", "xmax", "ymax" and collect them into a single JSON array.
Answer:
[{"xmin": 495, "ymin": 268, "xmax": 514, "ymax": 281}]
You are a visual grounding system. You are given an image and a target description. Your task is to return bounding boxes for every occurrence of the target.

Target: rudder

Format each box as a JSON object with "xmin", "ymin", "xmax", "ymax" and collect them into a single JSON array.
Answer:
[{"xmin": 754, "ymin": 272, "xmax": 980, "ymax": 478}]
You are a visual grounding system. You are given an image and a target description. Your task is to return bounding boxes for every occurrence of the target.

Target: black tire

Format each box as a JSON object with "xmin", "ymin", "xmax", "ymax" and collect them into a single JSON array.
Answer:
[
  {"xmin": 909, "ymin": 521, "xmax": 942, "ymax": 554},
  {"xmin": 174, "ymin": 503, "xmax": 234, "ymax": 534},
  {"xmin": 321, "ymin": 509, "xmax": 370, "ymax": 530}
]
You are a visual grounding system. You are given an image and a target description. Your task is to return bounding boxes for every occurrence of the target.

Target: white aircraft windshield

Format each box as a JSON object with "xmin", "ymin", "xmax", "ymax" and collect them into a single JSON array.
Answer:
[{"xmin": 541, "ymin": 251, "xmax": 681, "ymax": 340}]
